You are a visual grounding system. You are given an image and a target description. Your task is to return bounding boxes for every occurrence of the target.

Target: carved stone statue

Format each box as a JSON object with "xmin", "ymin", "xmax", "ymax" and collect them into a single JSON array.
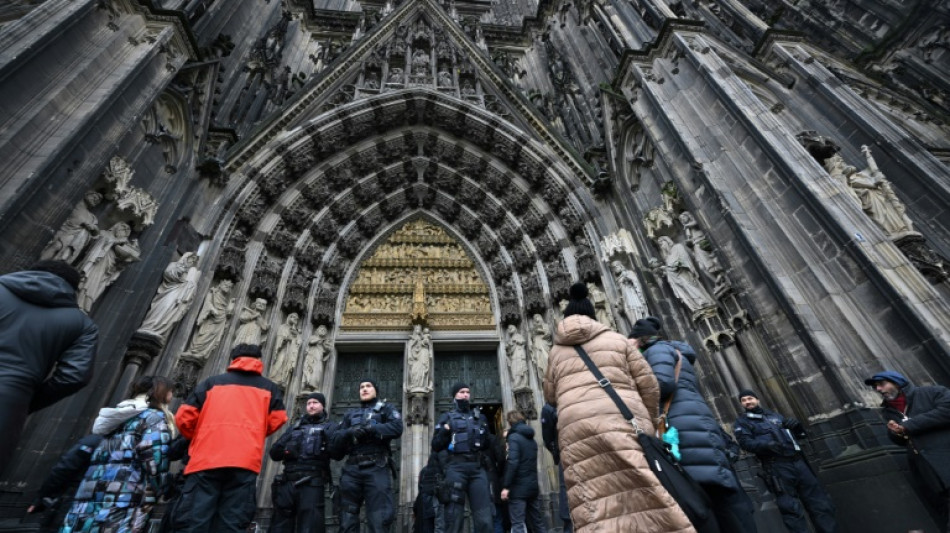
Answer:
[
  {"xmin": 137, "ymin": 253, "xmax": 201, "ymax": 343},
  {"xmin": 529, "ymin": 314, "xmax": 552, "ymax": 379},
  {"xmin": 41, "ymin": 190, "xmax": 103, "ymax": 264},
  {"xmin": 303, "ymin": 324, "xmax": 331, "ymax": 391},
  {"xmin": 412, "ymin": 49, "xmax": 430, "ymax": 76},
  {"xmin": 506, "ymin": 324, "xmax": 529, "ymax": 391},
  {"xmin": 181, "ymin": 278, "xmax": 235, "ymax": 364},
  {"xmin": 438, "ymin": 69, "xmax": 452, "ymax": 86},
  {"xmin": 587, "ymin": 283, "xmax": 616, "ymax": 329},
  {"xmin": 678, "ymin": 212, "xmax": 728, "ymax": 295},
  {"xmin": 407, "ymin": 324, "xmax": 432, "ymax": 392},
  {"xmin": 77, "ymin": 221, "xmax": 142, "ymax": 311},
  {"xmin": 655, "ymin": 236, "xmax": 715, "ymax": 313},
  {"xmin": 270, "ymin": 313, "xmax": 302, "ymax": 388},
  {"xmin": 611, "ymin": 261, "xmax": 648, "ymax": 322},
  {"xmin": 843, "ymin": 146, "xmax": 916, "ymax": 238},
  {"xmin": 233, "ymin": 298, "xmax": 270, "ymax": 347}
]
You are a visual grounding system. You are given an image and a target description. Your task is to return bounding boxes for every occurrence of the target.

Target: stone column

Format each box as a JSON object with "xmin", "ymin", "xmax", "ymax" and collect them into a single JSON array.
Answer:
[{"xmin": 110, "ymin": 332, "xmax": 163, "ymax": 406}]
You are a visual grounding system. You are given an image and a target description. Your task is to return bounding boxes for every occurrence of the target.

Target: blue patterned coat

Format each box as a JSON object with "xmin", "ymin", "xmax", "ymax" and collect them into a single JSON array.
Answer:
[
  {"xmin": 60, "ymin": 408, "xmax": 171, "ymax": 533},
  {"xmin": 641, "ymin": 339, "xmax": 740, "ymax": 491}
]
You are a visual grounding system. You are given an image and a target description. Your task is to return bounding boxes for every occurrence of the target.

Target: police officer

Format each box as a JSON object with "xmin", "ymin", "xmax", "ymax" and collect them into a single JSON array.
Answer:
[
  {"xmin": 330, "ymin": 379, "xmax": 404, "ymax": 533},
  {"xmin": 269, "ymin": 392, "xmax": 341, "ymax": 533},
  {"xmin": 734, "ymin": 389, "xmax": 837, "ymax": 533},
  {"xmin": 431, "ymin": 382, "xmax": 493, "ymax": 533}
]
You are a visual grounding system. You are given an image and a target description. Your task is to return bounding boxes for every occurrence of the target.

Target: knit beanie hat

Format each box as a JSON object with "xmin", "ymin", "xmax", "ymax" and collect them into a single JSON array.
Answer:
[
  {"xmin": 737, "ymin": 389, "xmax": 758, "ymax": 401},
  {"xmin": 563, "ymin": 283, "xmax": 596, "ymax": 320},
  {"xmin": 451, "ymin": 382, "xmax": 469, "ymax": 397},
  {"xmin": 306, "ymin": 392, "xmax": 326, "ymax": 408},
  {"xmin": 628, "ymin": 318, "xmax": 660, "ymax": 339},
  {"xmin": 230, "ymin": 343, "xmax": 263, "ymax": 360},
  {"xmin": 29, "ymin": 260, "xmax": 81, "ymax": 291},
  {"xmin": 359, "ymin": 378, "xmax": 379, "ymax": 398}
]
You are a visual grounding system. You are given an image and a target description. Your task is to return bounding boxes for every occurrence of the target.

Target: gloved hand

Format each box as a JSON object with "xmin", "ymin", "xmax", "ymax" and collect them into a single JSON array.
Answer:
[
  {"xmin": 783, "ymin": 418, "xmax": 806, "ymax": 438},
  {"xmin": 352, "ymin": 426, "xmax": 368, "ymax": 442},
  {"xmin": 766, "ymin": 441, "xmax": 785, "ymax": 455}
]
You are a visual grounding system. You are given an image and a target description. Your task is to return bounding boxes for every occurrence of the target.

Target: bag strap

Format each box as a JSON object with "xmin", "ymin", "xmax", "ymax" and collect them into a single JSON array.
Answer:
[{"xmin": 573, "ymin": 345, "xmax": 642, "ymax": 433}]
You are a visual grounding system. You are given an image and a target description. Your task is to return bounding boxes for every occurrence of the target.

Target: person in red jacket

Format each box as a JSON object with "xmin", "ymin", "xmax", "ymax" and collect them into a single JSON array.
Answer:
[{"xmin": 174, "ymin": 343, "xmax": 288, "ymax": 533}]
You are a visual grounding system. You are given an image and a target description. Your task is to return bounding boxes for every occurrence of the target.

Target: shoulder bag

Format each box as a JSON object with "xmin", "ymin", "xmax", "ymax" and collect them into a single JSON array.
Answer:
[{"xmin": 572, "ymin": 345, "xmax": 713, "ymax": 529}]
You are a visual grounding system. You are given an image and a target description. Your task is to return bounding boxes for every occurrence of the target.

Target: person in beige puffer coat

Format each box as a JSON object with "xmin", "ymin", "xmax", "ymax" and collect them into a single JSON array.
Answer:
[{"xmin": 543, "ymin": 283, "xmax": 695, "ymax": 533}]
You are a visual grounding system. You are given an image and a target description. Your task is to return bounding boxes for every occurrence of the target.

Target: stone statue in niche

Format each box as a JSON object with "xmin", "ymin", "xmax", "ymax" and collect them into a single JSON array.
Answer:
[
  {"xmin": 438, "ymin": 69, "xmax": 452, "ymax": 87},
  {"xmin": 506, "ymin": 324, "xmax": 529, "ymax": 391},
  {"xmin": 233, "ymin": 297, "xmax": 270, "ymax": 347},
  {"xmin": 461, "ymin": 80, "xmax": 476, "ymax": 96},
  {"xmin": 303, "ymin": 324, "xmax": 331, "ymax": 391},
  {"xmin": 270, "ymin": 313, "xmax": 302, "ymax": 388},
  {"xmin": 41, "ymin": 190, "xmax": 103, "ymax": 264},
  {"xmin": 845, "ymin": 146, "xmax": 916, "ymax": 238},
  {"xmin": 530, "ymin": 314, "xmax": 552, "ymax": 379},
  {"xmin": 364, "ymin": 71, "xmax": 379, "ymax": 89},
  {"xmin": 412, "ymin": 49, "xmax": 430, "ymax": 76},
  {"xmin": 181, "ymin": 278, "xmax": 235, "ymax": 364},
  {"xmin": 587, "ymin": 283, "xmax": 616, "ymax": 329},
  {"xmin": 388, "ymin": 67, "xmax": 403, "ymax": 84},
  {"xmin": 77, "ymin": 221, "xmax": 141, "ymax": 311},
  {"xmin": 137, "ymin": 253, "xmax": 201, "ymax": 343},
  {"xmin": 678, "ymin": 212, "xmax": 729, "ymax": 295},
  {"xmin": 611, "ymin": 260, "xmax": 648, "ymax": 322},
  {"xmin": 407, "ymin": 324, "xmax": 432, "ymax": 392},
  {"xmin": 655, "ymin": 236, "xmax": 715, "ymax": 313}
]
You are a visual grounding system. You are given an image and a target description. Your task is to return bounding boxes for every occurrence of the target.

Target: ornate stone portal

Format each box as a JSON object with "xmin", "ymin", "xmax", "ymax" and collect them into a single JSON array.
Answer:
[{"xmin": 341, "ymin": 218, "xmax": 495, "ymax": 331}]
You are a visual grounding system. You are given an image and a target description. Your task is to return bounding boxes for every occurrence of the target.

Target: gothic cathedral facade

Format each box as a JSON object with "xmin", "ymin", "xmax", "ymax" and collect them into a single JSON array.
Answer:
[{"xmin": 1, "ymin": 0, "xmax": 948, "ymax": 531}]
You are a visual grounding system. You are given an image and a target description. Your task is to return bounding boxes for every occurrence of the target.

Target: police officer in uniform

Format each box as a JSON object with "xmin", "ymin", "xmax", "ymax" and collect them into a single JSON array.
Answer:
[
  {"xmin": 330, "ymin": 379, "xmax": 404, "ymax": 533},
  {"xmin": 734, "ymin": 389, "xmax": 837, "ymax": 533},
  {"xmin": 269, "ymin": 392, "xmax": 341, "ymax": 533},
  {"xmin": 431, "ymin": 382, "xmax": 493, "ymax": 533}
]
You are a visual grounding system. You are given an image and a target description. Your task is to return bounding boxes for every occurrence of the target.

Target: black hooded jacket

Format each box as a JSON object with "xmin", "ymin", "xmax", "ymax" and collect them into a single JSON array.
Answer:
[
  {"xmin": 503, "ymin": 421, "xmax": 540, "ymax": 500},
  {"xmin": 0, "ymin": 270, "xmax": 98, "ymax": 411}
]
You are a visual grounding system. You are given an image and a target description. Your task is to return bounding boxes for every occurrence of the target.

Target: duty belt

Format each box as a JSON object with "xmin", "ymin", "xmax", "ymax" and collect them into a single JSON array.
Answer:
[
  {"xmin": 347, "ymin": 453, "xmax": 386, "ymax": 465},
  {"xmin": 448, "ymin": 452, "xmax": 480, "ymax": 462}
]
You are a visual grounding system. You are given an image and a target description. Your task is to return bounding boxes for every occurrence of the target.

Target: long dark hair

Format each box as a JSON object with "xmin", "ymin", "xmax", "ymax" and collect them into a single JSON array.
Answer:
[{"xmin": 128, "ymin": 375, "xmax": 174, "ymax": 408}]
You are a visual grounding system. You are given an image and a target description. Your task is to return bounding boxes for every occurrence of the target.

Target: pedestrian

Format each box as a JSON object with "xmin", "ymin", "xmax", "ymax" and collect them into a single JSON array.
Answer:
[
  {"xmin": 414, "ymin": 452, "xmax": 444, "ymax": 533},
  {"xmin": 630, "ymin": 317, "xmax": 756, "ymax": 533},
  {"xmin": 173, "ymin": 343, "xmax": 288, "ymax": 532},
  {"xmin": 431, "ymin": 382, "xmax": 494, "ymax": 533},
  {"xmin": 329, "ymin": 379, "xmax": 404, "ymax": 533},
  {"xmin": 269, "ymin": 391, "xmax": 342, "ymax": 533},
  {"xmin": 501, "ymin": 410, "xmax": 547, "ymax": 533},
  {"xmin": 733, "ymin": 389, "xmax": 837, "ymax": 533},
  {"xmin": 59, "ymin": 376, "xmax": 175, "ymax": 532},
  {"xmin": 543, "ymin": 283, "xmax": 695, "ymax": 532},
  {"xmin": 540, "ymin": 403, "xmax": 572, "ymax": 533},
  {"xmin": 0, "ymin": 260, "xmax": 98, "ymax": 474},
  {"xmin": 865, "ymin": 371, "xmax": 950, "ymax": 532},
  {"xmin": 483, "ymin": 430, "xmax": 509, "ymax": 533},
  {"xmin": 26, "ymin": 433, "xmax": 104, "ymax": 533}
]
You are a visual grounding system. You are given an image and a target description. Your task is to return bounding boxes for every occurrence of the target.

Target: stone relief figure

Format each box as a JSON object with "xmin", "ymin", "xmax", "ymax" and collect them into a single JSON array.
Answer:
[
  {"xmin": 303, "ymin": 324, "xmax": 331, "ymax": 391},
  {"xmin": 77, "ymin": 221, "xmax": 141, "ymax": 311},
  {"xmin": 843, "ymin": 146, "xmax": 916, "ymax": 238},
  {"xmin": 137, "ymin": 253, "xmax": 201, "ymax": 342},
  {"xmin": 270, "ymin": 313, "xmax": 302, "ymax": 388},
  {"xmin": 412, "ymin": 49, "xmax": 430, "ymax": 76},
  {"xmin": 40, "ymin": 190, "xmax": 103, "ymax": 264},
  {"xmin": 655, "ymin": 236, "xmax": 715, "ymax": 313},
  {"xmin": 388, "ymin": 67, "xmax": 403, "ymax": 83},
  {"xmin": 587, "ymin": 283, "xmax": 616, "ymax": 329},
  {"xmin": 233, "ymin": 298, "xmax": 270, "ymax": 347},
  {"xmin": 407, "ymin": 324, "xmax": 432, "ymax": 392},
  {"xmin": 529, "ymin": 314, "xmax": 552, "ymax": 379},
  {"xmin": 182, "ymin": 279, "xmax": 235, "ymax": 363},
  {"xmin": 678, "ymin": 212, "xmax": 729, "ymax": 294},
  {"xmin": 506, "ymin": 324, "xmax": 529, "ymax": 391},
  {"xmin": 611, "ymin": 260, "xmax": 648, "ymax": 322},
  {"xmin": 437, "ymin": 69, "xmax": 452, "ymax": 86}
]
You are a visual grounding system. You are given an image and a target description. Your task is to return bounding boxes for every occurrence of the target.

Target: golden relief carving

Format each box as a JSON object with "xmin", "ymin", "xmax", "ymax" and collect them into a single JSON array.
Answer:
[{"xmin": 342, "ymin": 218, "xmax": 494, "ymax": 331}]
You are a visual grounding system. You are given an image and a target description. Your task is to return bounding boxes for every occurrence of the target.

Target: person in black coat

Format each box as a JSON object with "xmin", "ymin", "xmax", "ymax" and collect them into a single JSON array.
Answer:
[
  {"xmin": 0, "ymin": 261, "xmax": 98, "ymax": 475},
  {"xmin": 867, "ymin": 370, "xmax": 950, "ymax": 532},
  {"xmin": 630, "ymin": 318, "xmax": 756, "ymax": 533},
  {"xmin": 501, "ymin": 410, "xmax": 547, "ymax": 533},
  {"xmin": 540, "ymin": 403, "xmax": 572, "ymax": 533}
]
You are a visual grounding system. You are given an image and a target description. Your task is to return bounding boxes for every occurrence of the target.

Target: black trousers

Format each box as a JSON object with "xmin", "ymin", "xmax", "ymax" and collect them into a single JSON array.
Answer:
[
  {"xmin": 0, "ymin": 389, "xmax": 29, "ymax": 477},
  {"xmin": 339, "ymin": 463, "xmax": 394, "ymax": 533},
  {"xmin": 508, "ymin": 496, "xmax": 547, "ymax": 533},
  {"xmin": 769, "ymin": 459, "xmax": 837, "ymax": 533},
  {"xmin": 702, "ymin": 482, "xmax": 757, "ymax": 533},
  {"xmin": 173, "ymin": 467, "xmax": 257, "ymax": 533},
  {"xmin": 442, "ymin": 459, "xmax": 493, "ymax": 533},
  {"xmin": 271, "ymin": 475, "xmax": 326, "ymax": 533}
]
